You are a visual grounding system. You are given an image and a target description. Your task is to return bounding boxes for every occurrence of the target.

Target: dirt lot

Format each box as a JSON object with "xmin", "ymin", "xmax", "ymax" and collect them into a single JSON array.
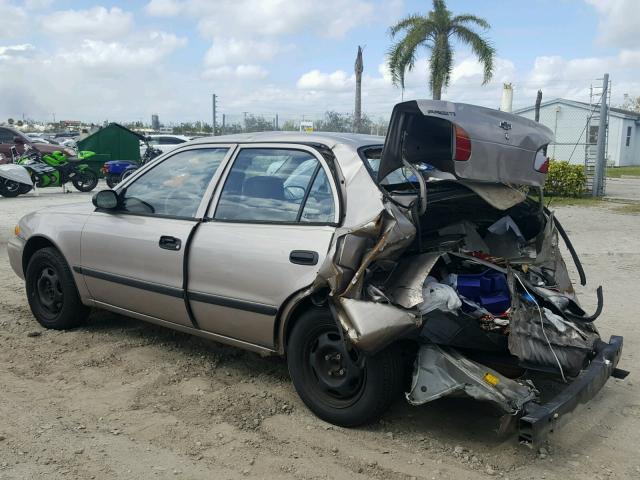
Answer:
[{"xmin": 0, "ymin": 185, "xmax": 639, "ymax": 480}]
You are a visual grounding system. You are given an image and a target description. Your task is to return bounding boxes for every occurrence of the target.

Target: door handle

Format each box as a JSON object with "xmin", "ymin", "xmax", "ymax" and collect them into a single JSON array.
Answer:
[
  {"xmin": 289, "ymin": 250, "xmax": 318, "ymax": 265},
  {"xmin": 159, "ymin": 235, "xmax": 182, "ymax": 251}
]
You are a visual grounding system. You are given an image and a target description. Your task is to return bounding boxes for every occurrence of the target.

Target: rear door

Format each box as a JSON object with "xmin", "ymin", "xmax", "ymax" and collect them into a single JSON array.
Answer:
[
  {"xmin": 79, "ymin": 145, "xmax": 234, "ymax": 326},
  {"xmin": 187, "ymin": 144, "xmax": 340, "ymax": 348}
]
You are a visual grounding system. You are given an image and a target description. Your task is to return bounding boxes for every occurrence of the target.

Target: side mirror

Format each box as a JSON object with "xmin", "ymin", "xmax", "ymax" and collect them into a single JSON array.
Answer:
[
  {"xmin": 92, "ymin": 189, "xmax": 119, "ymax": 210},
  {"xmin": 13, "ymin": 136, "xmax": 25, "ymax": 145}
]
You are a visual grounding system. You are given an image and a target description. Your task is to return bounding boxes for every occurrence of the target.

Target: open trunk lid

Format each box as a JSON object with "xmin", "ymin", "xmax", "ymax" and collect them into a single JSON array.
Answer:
[{"xmin": 379, "ymin": 100, "xmax": 554, "ymax": 187}]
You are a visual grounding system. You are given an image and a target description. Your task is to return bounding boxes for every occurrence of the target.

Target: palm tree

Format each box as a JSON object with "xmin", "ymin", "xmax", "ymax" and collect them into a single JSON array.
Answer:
[{"xmin": 387, "ymin": 0, "xmax": 495, "ymax": 100}]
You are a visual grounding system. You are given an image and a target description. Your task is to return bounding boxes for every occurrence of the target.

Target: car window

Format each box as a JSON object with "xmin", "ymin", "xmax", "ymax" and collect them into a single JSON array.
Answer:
[
  {"xmin": 361, "ymin": 146, "xmax": 420, "ymax": 185},
  {"xmin": 0, "ymin": 128, "xmax": 15, "ymax": 144},
  {"xmin": 121, "ymin": 148, "xmax": 228, "ymax": 218},
  {"xmin": 214, "ymin": 148, "xmax": 335, "ymax": 223}
]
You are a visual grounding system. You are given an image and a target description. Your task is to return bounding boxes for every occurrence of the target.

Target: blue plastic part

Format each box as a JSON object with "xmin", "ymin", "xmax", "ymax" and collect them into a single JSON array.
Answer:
[{"xmin": 455, "ymin": 270, "xmax": 511, "ymax": 314}]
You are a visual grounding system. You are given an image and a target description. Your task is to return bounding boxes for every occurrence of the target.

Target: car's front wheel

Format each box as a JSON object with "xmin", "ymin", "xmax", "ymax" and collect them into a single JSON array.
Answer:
[
  {"xmin": 287, "ymin": 309, "xmax": 404, "ymax": 427},
  {"xmin": 25, "ymin": 247, "xmax": 90, "ymax": 329}
]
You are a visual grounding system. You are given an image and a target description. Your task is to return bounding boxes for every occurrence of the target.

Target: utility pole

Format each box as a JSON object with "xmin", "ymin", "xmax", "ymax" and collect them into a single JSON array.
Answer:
[
  {"xmin": 211, "ymin": 94, "xmax": 217, "ymax": 136},
  {"xmin": 354, "ymin": 45, "xmax": 363, "ymax": 133},
  {"xmin": 534, "ymin": 90, "xmax": 542, "ymax": 123},
  {"xmin": 593, "ymin": 73, "xmax": 609, "ymax": 197},
  {"xmin": 222, "ymin": 114, "xmax": 226, "ymax": 133}
]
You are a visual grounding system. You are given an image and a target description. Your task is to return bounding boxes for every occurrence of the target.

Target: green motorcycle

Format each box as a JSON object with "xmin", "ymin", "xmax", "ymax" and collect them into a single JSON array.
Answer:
[{"xmin": 15, "ymin": 147, "xmax": 99, "ymax": 193}]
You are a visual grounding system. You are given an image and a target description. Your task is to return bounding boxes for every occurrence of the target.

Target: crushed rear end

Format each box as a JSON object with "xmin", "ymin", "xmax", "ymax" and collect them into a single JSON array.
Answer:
[{"xmin": 314, "ymin": 100, "xmax": 627, "ymax": 446}]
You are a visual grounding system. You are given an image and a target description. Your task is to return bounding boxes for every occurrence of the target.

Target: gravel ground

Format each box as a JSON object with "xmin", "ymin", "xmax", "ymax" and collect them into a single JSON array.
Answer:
[{"xmin": 0, "ymin": 185, "xmax": 638, "ymax": 480}]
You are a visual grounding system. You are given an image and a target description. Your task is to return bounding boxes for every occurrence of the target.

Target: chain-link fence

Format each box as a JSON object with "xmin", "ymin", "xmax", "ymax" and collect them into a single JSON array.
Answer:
[{"xmin": 516, "ymin": 93, "xmax": 610, "ymax": 195}]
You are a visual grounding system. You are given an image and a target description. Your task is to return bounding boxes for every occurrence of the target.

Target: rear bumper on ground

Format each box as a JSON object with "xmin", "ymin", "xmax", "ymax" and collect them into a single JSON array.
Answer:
[
  {"xmin": 8, "ymin": 235, "xmax": 26, "ymax": 279},
  {"xmin": 518, "ymin": 335, "xmax": 626, "ymax": 447}
]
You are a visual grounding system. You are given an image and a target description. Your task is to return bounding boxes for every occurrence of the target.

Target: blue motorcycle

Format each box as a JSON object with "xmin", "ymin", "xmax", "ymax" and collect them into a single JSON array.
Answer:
[{"xmin": 102, "ymin": 140, "xmax": 162, "ymax": 188}]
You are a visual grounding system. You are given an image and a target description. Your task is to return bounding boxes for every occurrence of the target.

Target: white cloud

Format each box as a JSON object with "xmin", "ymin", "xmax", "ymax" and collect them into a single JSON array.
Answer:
[
  {"xmin": 0, "ymin": 43, "xmax": 35, "ymax": 61},
  {"xmin": 146, "ymin": 0, "xmax": 375, "ymax": 39},
  {"xmin": 41, "ymin": 7, "xmax": 133, "ymax": 40},
  {"xmin": 204, "ymin": 38, "xmax": 284, "ymax": 67},
  {"xmin": 57, "ymin": 32, "xmax": 187, "ymax": 68},
  {"xmin": 0, "ymin": 1, "xmax": 27, "ymax": 38},
  {"xmin": 202, "ymin": 64, "xmax": 269, "ymax": 80},
  {"xmin": 586, "ymin": 0, "xmax": 640, "ymax": 48},
  {"xmin": 297, "ymin": 70, "xmax": 354, "ymax": 91},
  {"xmin": 145, "ymin": 0, "xmax": 183, "ymax": 17}
]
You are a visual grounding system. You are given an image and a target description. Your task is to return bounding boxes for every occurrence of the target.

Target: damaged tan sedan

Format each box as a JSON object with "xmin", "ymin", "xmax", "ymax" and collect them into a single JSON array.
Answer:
[{"xmin": 8, "ymin": 100, "xmax": 627, "ymax": 446}]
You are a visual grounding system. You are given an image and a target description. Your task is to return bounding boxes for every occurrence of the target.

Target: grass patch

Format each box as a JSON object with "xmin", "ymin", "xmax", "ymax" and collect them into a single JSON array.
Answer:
[
  {"xmin": 545, "ymin": 196, "xmax": 605, "ymax": 207},
  {"xmin": 607, "ymin": 166, "xmax": 640, "ymax": 178},
  {"xmin": 613, "ymin": 204, "xmax": 640, "ymax": 215}
]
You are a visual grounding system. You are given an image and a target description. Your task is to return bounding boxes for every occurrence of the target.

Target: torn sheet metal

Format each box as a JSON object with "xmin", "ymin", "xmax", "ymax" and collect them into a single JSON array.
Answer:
[
  {"xmin": 341, "ymin": 202, "xmax": 416, "ymax": 299},
  {"xmin": 457, "ymin": 180, "xmax": 527, "ymax": 211},
  {"xmin": 386, "ymin": 252, "xmax": 442, "ymax": 308},
  {"xmin": 407, "ymin": 343, "xmax": 537, "ymax": 412},
  {"xmin": 337, "ymin": 297, "xmax": 420, "ymax": 352},
  {"xmin": 507, "ymin": 270, "xmax": 599, "ymax": 376}
]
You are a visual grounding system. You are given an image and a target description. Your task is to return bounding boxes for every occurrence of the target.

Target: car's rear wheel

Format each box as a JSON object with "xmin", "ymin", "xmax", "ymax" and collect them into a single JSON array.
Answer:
[
  {"xmin": 25, "ymin": 247, "xmax": 89, "ymax": 329},
  {"xmin": 287, "ymin": 308, "xmax": 404, "ymax": 426}
]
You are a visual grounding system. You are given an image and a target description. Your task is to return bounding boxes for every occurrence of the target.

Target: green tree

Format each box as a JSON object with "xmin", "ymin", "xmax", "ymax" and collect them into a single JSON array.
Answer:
[
  {"xmin": 7, "ymin": 118, "xmax": 14, "ymax": 125},
  {"xmin": 281, "ymin": 120, "xmax": 297, "ymax": 131},
  {"xmin": 387, "ymin": 0, "xmax": 495, "ymax": 100}
]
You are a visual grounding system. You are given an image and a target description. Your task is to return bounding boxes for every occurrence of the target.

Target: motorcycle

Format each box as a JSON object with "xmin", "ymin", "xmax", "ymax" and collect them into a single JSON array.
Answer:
[
  {"xmin": 0, "ymin": 163, "xmax": 33, "ymax": 197},
  {"xmin": 0, "ymin": 145, "xmax": 99, "ymax": 197},
  {"xmin": 102, "ymin": 139, "xmax": 162, "ymax": 188}
]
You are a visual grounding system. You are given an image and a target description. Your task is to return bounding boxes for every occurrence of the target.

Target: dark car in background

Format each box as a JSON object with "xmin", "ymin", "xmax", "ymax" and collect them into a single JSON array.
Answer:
[{"xmin": 0, "ymin": 126, "xmax": 74, "ymax": 164}]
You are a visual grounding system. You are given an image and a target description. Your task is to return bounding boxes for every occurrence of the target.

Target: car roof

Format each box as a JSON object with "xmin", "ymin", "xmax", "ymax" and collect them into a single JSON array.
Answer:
[{"xmin": 187, "ymin": 131, "xmax": 384, "ymax": 149}]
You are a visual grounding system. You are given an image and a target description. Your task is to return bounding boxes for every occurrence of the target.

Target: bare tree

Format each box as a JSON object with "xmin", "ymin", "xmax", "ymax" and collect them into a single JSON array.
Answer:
[{"xmin": 354, "ymin": 46, "xmax": 364, "ymax": 132}]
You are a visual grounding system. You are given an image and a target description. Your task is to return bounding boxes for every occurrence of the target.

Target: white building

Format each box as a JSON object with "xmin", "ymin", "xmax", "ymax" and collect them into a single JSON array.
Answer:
[{"xmin": 514, "ymin": 98, "xmax": 640, "ymax": 167}]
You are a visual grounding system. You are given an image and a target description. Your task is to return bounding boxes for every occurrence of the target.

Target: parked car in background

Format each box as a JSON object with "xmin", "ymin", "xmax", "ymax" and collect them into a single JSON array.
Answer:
[
  {"xmin": 0, "ymin": 126, "xmax": 74, "ymax": 164},
  {"xmin": 139, "ymin": 134, "xmax": 189, "ymax": 157},
  {"xmin": 7, "ymin": 100, "xmax": 626, "ymax": 447}
]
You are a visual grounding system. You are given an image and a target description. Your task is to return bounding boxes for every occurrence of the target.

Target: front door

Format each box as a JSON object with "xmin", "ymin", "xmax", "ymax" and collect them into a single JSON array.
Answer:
[
  {"xmin": 79, "ymin": 146, "xmax": 233, "ymax": 326},
  {"xmin": 187, "ymin": 145, "xmax": 340, "ymax": 348}
]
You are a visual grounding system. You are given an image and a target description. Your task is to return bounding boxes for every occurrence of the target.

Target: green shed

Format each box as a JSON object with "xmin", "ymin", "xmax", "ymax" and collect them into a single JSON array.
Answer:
[{"xmin": 76, "ymin": 123, "xmax": 145, "ymax": 175}]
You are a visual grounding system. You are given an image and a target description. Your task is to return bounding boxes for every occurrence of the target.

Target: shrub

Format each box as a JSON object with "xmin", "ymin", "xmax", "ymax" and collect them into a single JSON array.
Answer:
[{"xmin": 544, "ymin": 160, "xmax": 586, "ymax": 197}]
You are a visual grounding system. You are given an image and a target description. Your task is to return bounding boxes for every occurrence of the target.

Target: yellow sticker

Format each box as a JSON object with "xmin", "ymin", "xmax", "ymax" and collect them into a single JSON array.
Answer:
[
  {"xmin": 14, "ymin": 225, "xmax": 21, "ymax": 236},
  {"xmin": 484, "ymin": 373, "xmax": 500, "ymax": 386}
]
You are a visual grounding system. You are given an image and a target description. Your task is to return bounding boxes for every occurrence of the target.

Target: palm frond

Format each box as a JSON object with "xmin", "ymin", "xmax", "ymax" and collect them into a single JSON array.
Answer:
[
  {"xmin": 429, "ymin": 34, "xmax": 453, "ymax": 99},
  {"xmin": 452, "ymin": 25, "xmax": 495, "ymax": 84},
  {"xmin": 388, "ymin": 14, "xmax": 427, "ymax": 37},
  {"xmin": 452, "ymin": 14, "xmax": 490, "ymax": 29},
  {"xmin": 387, "ymin": 22, "xmax": 435, "ymax": 89}
]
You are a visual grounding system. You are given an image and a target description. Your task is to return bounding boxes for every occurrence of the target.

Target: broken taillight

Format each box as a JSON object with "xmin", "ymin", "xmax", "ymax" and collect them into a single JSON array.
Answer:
[
  {"xmin": 534, "ymin": 151, "xmax": 549, "ymax": 173},
  {"xmin": 454, "ymin": 125, "xmax": 472, "ymax": 161}
]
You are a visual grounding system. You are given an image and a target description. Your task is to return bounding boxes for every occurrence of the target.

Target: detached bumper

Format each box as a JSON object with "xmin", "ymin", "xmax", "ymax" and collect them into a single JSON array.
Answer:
[{"xmin": 518, "ymin": 335, "xmax": 626, "ymax": 446}]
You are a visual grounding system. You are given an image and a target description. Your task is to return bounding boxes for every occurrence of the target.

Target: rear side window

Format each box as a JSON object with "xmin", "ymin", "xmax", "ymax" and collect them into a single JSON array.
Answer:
[
  {"xmin": 214, "ymin": 148, "xmax": 335, "ymax": 223},
  {"xmin": 0, "ymin": 128, "xmax": 15, "ymax": 143}
]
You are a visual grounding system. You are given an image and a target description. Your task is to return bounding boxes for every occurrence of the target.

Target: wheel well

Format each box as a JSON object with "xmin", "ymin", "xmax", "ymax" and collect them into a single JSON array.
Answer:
[
  {"xmin": 281, "ymin": 296, "xmax": 327, "ymax": 354},
  {"xmin": 22, "ymin": 236, "xmax": 57, "ymax": 273}
]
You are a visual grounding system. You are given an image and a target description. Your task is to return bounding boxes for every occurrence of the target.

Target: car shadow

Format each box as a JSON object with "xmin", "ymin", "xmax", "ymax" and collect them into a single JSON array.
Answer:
[{"xmin": 82, "ymin": 310, "xmax": 517, "ymax": 447}]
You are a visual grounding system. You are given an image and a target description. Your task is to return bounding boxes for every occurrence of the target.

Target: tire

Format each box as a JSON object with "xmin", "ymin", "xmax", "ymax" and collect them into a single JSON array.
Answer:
[
  {"xmin": 287, "ymin": 308, "xmax": 404, "ymax": 427},
  {"xmin": 0, "ymin": 179, "xmax": 22, "ymax": 197},
  {"xmin": 72, "ymin": 170, "xmax": 98, "ymax": 192},
  {"xmin": 105, "ymin": 175, "xmax": 119, "ymax": 189},
  {"xmin": 120, "ymin": 169, "xmax": 136, "ymax": 183},
  {"xmin": 25, "ymin": 247, "xmax": 90, "ymax": 329},
  {"xmin": 19, "ymin": 184, "xmax": 32, "ymax": 194}
]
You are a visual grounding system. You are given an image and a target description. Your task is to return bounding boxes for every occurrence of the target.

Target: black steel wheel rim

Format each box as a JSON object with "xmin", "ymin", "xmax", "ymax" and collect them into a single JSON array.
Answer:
[
  {"xmin": 5, "ymin": 181, "xmax": 19, "ymax": 193},
  {"xmin": 303, "ymin": 325, "xmax": 365, "ymax": 408},
  {"xmin": 35, "ymin": 265, "xmax": 63, "ymax": 316}
]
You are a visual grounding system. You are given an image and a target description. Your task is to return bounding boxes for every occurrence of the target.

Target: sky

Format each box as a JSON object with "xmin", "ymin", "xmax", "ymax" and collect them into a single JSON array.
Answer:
[{"xmin": 0, "ymin": 0, "xmax": 639, "ymax": 124}]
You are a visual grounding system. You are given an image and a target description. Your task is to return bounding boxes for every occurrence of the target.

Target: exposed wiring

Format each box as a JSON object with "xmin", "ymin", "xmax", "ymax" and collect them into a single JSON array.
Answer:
[{"xmin": 514, "ymin": 273, "xmax": 567, "ymax": 383}]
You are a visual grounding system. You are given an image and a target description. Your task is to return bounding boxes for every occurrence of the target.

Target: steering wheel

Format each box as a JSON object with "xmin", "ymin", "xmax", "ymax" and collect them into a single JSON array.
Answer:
[
  {"xmin": 284, "ymin": 185, "xmax": 306, "ymax": 201},
  {"xmin": 162, "ymin": 188, "xmax": 202, "ymax": 216}
]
